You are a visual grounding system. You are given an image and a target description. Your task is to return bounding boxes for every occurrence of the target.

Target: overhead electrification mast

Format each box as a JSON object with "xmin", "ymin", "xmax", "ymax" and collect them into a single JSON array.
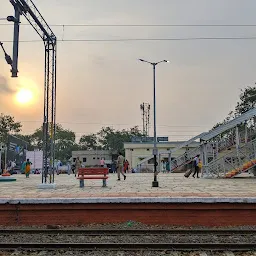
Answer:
[{"xmin": 8, "ymin": 0, "xmax": 57, "ymax": 185}]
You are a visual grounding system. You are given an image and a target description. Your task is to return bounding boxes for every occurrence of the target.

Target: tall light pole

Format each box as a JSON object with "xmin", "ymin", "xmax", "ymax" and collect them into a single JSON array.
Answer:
[{"xmin": 139, "ymin": 59, "xmax": 169, "ymax": 187}]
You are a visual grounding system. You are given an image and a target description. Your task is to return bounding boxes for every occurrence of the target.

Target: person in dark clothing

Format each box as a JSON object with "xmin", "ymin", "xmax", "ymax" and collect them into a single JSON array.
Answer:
[{"xmin": 192, "ymin": 155, "xmax": 200, "ymax": 178}]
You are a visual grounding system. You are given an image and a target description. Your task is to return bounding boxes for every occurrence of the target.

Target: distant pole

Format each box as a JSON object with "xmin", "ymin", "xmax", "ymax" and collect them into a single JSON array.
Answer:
[
  {"xmin": 34, "ymin": 149, "xmax": 36, "ymax": 171},
  {"xmin": 4, "ymin": 146, "xmax": 7, "ymax": 171},
  {"xmin": 146, "ymin": 104, "xmax": 150, "ymax": 137},
  {"xmin": 138, "ymin": 59, "xmax": 169, "ymax": 187},
  {"xmin": 140, "ymin": 103, "xmax": 145, "ymax": 135},
  {"xmin": 152, "ymin": 64, "xmax": 158, "ymax": 187}
]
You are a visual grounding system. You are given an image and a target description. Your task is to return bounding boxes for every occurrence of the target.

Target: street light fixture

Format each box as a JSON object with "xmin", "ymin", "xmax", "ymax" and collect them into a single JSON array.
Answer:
[
  {"xmin": 0, "ymin": 14, "xmax": 20, "ymax": 74},
  {"xmin": 0, "ymin": 42, "xmax": 13, "ymax": 66},
  {"xmin": 138, "ymin": 58, "xmax": 169, "ymax": 187}
]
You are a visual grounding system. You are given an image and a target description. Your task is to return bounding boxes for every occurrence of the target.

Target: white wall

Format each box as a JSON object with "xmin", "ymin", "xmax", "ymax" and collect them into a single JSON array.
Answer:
[{"xmin": 26, "ymin": 150, "xmax": 43, "ymax": 170}]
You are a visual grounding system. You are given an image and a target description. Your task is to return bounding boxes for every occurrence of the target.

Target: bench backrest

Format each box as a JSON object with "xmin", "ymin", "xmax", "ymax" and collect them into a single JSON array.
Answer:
[{"xmin": 78, "ymin": 167, "xmax": 109, "ymax": 176}]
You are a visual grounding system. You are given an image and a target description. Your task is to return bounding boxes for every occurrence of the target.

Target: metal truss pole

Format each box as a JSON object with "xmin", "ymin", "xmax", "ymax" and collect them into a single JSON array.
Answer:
[
  {"xmin": 51, "ymin": 40, "xmax": 57, "ymax": 183},
  {"xmin": 43, "ymin": 40, "xmax": 56, "ymax": 184},
  {"xmin": 8, "ymin": 0, "xmax": 57, "ymax": 185}
]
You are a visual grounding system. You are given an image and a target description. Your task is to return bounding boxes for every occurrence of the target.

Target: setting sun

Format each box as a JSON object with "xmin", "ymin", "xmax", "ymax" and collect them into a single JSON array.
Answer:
[{"xmin": 16, "ymin": 88, "xmax": 33, "ymax": 104}]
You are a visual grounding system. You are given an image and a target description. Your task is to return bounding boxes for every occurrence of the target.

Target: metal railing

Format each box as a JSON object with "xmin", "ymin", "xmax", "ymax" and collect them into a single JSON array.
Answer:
[
  {"xmin": 170, "ymin": 128, "xmax": 255, "ymax": 172},
  {"xmin": 204, "ymin": 138, "xmax": 256, "ymax": 178}
]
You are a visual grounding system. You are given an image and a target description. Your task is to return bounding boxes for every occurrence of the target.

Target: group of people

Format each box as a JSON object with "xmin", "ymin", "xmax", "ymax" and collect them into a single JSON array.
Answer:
[
  {"xmin": 19, "ymin": 153, "xmax": 202, "ymax": 180},
  {"xmin": 73, "ymin": 152, "xmax": 129, "ymax": 181},
  {"xmin": 160, "ymin": 160, "xmax": 171, "ymax": 173}
]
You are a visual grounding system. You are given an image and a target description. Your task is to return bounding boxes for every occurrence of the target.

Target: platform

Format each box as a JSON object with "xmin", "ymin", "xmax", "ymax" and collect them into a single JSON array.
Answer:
[
  {"xmin": 0, "ymin": 173, "xmax": 255, "ymax": 200},
  {"xmin": 0, "ymin": 173, "xmax": 255, "ymax": 227}
]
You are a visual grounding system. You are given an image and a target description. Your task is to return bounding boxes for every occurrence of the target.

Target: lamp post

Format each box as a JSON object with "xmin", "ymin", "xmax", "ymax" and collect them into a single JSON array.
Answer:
[{"xmin": 139, "ymin": 59, "xmax": 169, "ymax": 187}]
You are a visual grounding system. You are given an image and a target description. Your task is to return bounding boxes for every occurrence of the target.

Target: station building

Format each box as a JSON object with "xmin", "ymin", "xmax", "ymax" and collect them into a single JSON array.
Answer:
[
  {"xmin": 71, "ymin": 150, "xmax": 113, "ymax": 166},
  {"xmin": 124, "ymin": 138, "xmax": 200, "ymax": 169}
]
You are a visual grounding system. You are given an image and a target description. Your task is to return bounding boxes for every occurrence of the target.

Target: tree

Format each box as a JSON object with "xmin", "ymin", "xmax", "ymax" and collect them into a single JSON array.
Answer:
[
  {"xmin": 97, "ymin": 126, "xmax": 144, "ymax": 154},
  {"xmin": 0, "ymin": 113, "xmax": 22, "ymax": 143},
  {"xmin": 235, "ymin": 87, "xmax": 256, "ymax": 115},
  {"xmin": 31, "ymin": 124, "xmax": 78, "ymax": 162},
  {"xmin": 212, "ymin": 86, "xmax": 256, "ymax": 139},
  {"xmin": 97, "ymin": 127, "xmax": 115, "ymax": 151},
  {"xmin": 31, "ymin": 127, "xmax": 43, "ymax": 149},
  {"xmin": 79, "ymin": 134, "xmax": 98, "ymax": 150},
  {"xmin": 14, "ymin": 134, "xmax": 34, "ymax": 151},
  {"xmin": 55, "ymin": 124, "xmax": 77, "ymax": 161}
]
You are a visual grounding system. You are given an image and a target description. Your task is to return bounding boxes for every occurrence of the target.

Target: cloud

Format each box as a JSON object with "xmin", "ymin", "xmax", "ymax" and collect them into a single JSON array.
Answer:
[{"xmin": 0, "ymin": 75, "xmax": 16, "ymax": 94}]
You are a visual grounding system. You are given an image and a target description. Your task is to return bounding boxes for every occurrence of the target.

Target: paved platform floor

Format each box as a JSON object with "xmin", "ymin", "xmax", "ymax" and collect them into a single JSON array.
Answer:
[{"xmin": 0, "ymin": 173, "xmax": 255, "ymax": 199}]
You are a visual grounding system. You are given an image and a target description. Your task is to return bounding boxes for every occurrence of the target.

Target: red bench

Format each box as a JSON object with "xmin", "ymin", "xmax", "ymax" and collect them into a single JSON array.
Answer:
[{"xmin": 77, "ymin": 168, "xmax": 109, "ymax": 187}]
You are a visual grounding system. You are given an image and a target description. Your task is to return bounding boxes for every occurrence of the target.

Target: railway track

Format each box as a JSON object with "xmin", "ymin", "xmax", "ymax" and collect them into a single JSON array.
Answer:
[
  {"xmin": 1, "ymin": 228, "xmax": 256, "ymax": 235},
  {"xmin": 0, "ymin": 242, "xmax": 255, "ymax": 251},
  {"xmin": 0, "ymin": 229, "xmax": 255, "ymax": 252}
]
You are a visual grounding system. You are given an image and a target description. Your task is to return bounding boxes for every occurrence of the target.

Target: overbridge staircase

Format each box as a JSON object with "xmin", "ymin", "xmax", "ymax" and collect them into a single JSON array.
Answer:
[
  {"xmin": 136, "ymin": 133, "xmax": 207, "ymax": 171},
  {"xmin": 170, "ymin": 129, "xmax": 249, "ymax": 172},
  {"xmin": 205, "ymin": 138, "xmax": 256, "ymax": 178},
  {"xmin": 136, "ymin": 108, "xmax": 256, "ymax": 173},
  {"xmin": 170, "ymin": 108, "xmax": 256, "ymax": 172}
]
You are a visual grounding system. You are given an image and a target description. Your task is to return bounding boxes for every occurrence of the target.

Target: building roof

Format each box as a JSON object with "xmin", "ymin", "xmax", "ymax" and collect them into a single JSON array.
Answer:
[
  {"xmin": 124, "ymin": 141, "xmax": 200, "ymax": 148},
  {"xmin": 125, "ymin": 141, "xmax": 189, "ymax": 145},
  {"xmin": 72, "ymin": 150, "xmax": 111, "ymax": 154}
]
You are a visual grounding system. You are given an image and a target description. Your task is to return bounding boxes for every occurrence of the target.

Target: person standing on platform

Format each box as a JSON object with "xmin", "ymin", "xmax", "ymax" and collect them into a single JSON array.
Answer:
[
  {"xmin": 166, "ymin": 160, "xmax": 170, "ymax": 173},
  {"xmin": 67, "ymin": 162, "xmax": 71, "ymax": 175},
  {"xmin": 21, "ymin": 160, "xmax": 26, "ymax": 174},
  {"xmin": 117, "ymin": 152, "xmax": 126, "ymax": 181},
  {"xmin": 197, "ymin": 159, "xmax": 202, "ymax": 178},
  {"xmin": 161, "ymin": 160, "xmax": 166, "ymax": 173},
  {"xmin": 111, "ymin": 161, "xmax": 116, "ymax": 173},
  {"xmin": 74, "ymin": 157, "xmax": 81, "ymax": 177},
  {"xmin": 100, "ymin": 158, "xmax": 105, "ymax": 167},
  {"xmin": 124, "ymin": 160, "xmax": 129, "ymax": 173},
  {"xmin": 25, "ymin": 159, "xmax": 32, "ymax": 178}
]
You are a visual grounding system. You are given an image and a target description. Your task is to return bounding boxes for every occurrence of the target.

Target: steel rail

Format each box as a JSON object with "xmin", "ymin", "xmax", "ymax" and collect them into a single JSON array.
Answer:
[
  {"xmin": 0, "ymin": 229, "xmax": 255, "ymax": 235},
  {"xmin": 0, "ymin": 243, "xmax": 255, "ymax": 251}
]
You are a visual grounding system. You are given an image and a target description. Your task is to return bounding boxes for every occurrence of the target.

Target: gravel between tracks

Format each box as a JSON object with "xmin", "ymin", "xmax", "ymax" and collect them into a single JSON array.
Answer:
[{"xmin": 0, "ymin": 225, "xmax": 255, "ymax": 255}]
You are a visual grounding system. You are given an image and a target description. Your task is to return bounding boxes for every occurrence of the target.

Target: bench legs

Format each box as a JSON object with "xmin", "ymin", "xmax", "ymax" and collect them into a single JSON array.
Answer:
[
  {"xmin": 80, "ymin": 179, "xmax": 84, "ymax": 188},
  {"xmin": 79, "ymin": 179, "xmax": 107, "ymax": 188}
]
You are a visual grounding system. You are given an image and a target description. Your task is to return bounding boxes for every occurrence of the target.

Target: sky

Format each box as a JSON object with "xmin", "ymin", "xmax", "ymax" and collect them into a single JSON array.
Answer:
[{"xmin": 1, "ymin": 0, "xmax": 256, "ymax": 141}]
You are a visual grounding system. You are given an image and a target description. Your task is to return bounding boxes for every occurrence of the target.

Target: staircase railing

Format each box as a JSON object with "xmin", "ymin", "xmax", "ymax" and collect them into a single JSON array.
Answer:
[
  {"xmin": 204, "ymin": 138, "xmax": 256, "ymax": 178},
  {"xmin": 170, "ymin": 147, "xmax": 200, "ymax": 171},
  {"xmin": 171, "ymin": 128, "xmax": 255, "ymax": 172}
]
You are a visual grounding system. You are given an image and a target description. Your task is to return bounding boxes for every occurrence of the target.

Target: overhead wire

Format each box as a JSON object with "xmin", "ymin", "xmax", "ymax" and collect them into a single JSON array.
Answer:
[
  {"xmin": 1, "ymin": 36, "xmax": 256, "ymax": 43},
  {"xmin": 0, "ymin": 21, "xmax": 232, "ymax": 137},
  {"xmin": 1, "ymin": 21, "xmax": 256, "ymax": 43},
  {"xmin": 17, "ymin": 120, "xmax": 209, "ymax": 128},
  {"xmin": 2, "ymin": 23, "xmax": 256, "ymax": 27}
]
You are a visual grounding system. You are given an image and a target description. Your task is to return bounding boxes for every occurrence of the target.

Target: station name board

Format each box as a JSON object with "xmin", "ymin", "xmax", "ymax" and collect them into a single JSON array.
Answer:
[{"xmin": 131, "ymin": 137, "xmax": 168, "ymax": 143}]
